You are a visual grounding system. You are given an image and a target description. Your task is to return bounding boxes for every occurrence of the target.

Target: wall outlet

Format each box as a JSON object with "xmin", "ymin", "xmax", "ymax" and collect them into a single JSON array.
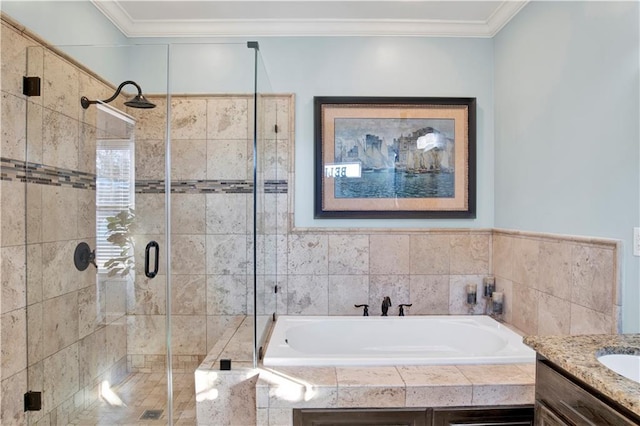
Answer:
[{"xmin": 634, "ymin": 227, "xmax": 640, "ymax": 256}]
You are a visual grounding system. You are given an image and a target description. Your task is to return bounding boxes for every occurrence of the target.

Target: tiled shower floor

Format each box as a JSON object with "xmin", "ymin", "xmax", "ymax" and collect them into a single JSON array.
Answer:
[{"xmin": 68, "ymin": 373, "xmax": 196, "ymax": 425}]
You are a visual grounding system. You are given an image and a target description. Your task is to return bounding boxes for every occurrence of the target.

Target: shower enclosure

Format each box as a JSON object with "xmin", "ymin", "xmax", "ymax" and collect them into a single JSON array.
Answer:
[{"xmin": 22, "ymin": 40, "xmax": 277, "ymax": 425}]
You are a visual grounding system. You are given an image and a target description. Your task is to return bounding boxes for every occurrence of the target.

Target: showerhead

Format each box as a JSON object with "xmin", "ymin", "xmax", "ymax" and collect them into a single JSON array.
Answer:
[
  {"xmin": 124, "ymin": 93, "xmax": 156, "ymax": 109},
  {"xmin": 81, "ymin": 80, "xmax": 156, "ymax": 109}
]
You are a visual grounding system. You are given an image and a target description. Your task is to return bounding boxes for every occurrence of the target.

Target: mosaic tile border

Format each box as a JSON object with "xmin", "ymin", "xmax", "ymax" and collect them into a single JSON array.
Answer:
[
  {"xmin": 1, "ymin": 158, "xmax": 288, "ymax": 194},
  {"xmin": 1, "ymin": 157, "xmax": 96, "ymax": 189}
]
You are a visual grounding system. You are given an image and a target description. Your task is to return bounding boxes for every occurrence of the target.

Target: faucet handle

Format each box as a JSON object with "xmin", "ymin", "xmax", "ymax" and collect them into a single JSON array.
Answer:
[
  {"xmin": 354, "ymin": 304, "xmax": 369, "ymax": 316},
  {"xmin": 398, "ymin": 303, "xmax": 412, "ymax": 316}
]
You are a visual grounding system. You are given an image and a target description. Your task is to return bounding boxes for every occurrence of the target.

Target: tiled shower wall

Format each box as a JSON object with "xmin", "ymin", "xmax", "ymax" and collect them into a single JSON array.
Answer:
[
  {"xmin": 123, "ymin": 93, "xmax": 292, "ymax": 373},
  {"xmin": 1, "ymin": 18, "xmax": 129, "ymax": 425}
]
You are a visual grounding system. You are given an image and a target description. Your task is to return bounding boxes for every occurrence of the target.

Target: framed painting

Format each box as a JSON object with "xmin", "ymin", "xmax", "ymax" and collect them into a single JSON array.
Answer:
[{"xmin": 314, "ymin": 96, "xmax": 476, "ymax": 219}]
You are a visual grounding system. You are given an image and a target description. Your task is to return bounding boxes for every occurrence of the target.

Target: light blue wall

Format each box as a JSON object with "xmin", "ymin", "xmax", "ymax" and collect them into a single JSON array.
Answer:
[
  {"xmin": 494, "ymin": 1, "xmax": 640, "ymax": 332},
  {"xmin": 258, "ymin": 37, "xmax": 495, "ymax": 229},
  {"xmin": 1, "ymin": 0, "xmax": 131, "ymax": 85}
]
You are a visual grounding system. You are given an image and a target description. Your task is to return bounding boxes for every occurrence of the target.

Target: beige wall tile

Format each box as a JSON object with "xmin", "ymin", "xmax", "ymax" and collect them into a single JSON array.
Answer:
[
  {"xmin": 26, "ymin": 102, "xmax": 44, "ymax": 164},
  {"xmin": 77, "ymin": 188, "xmax": 96, "ymax": 240},
  {"xmin": 268, "ymin": 407, "xmax": 293, "ymax": 426},
  {"xmin": 42, "ymin": 51, "xmax": 79, "ymax": 118},
  {"xmin": 450, "ymin": 234, "xmax": 490, "ymax": 275},
  {"xmin": 337, "ymin": 387, "xmax": 405, "ymax": 408},
  {"xmin": 78, "ymin": 327, "xmax": 107, "ymax": 389},
  {"xmin": 1, "ymin": 180, "xmax": 26, "ymax": 247},
  {"xmin": 78, "ymin": 122, "xmax": 96, "ymax": 175},
  {"xmin": 538, "ymin": 240, "xmax": 572, "ymax": 300},
  {"xmin": 42, "ymin": 292, "xmax": 78, "ymax": 358},
  {"xmin": 571, "ymin": 244, "xmax": 615, "ymax": 314},
  {"xmin": 41, "ymin": 186, "xmax": 77, "ymax": 242},
  {"xmin": 26, "ymin": 182, "xmax": 43, "ymax": 245},
  {"xmin": 171, "ymin": 139, "xmax": 207, "ymax": 180},
  {"xmin": 172, "ymin": 315, "xmax": 207, "ymax": 355},
  {"xmin": 262, "ymin": 138, "xmax": 289, "ymax": 181},
  {"xmin": 409, "ymin": 234, "xmax": 449, "ymax": 275},
  {"xmin": 511, "ymin": 237, "xmax": 539, "ymax": 288},
  {"xmin": 43, "ymin": 343, "xmax": 80, "ymax": 412},
  {"xmin": 399, "ymin": 366, "xmax": 472, "ymax": 407},
  {"xmin": 1, "ymin": 245, "xmax": 26, "ymax": 313},
  {"xmin": 537, "ymin": 293, "xmax": 570, "ymax": 335},
  {"xmin": 206, "ymin": 139, "xmax": 249, "ymax": 180},
  {"xmin": 371, "ymin": 234, "xmax": 410, "ymax": 275},
  {"xmin": 511, "ymin": 284, "xmax": 539, "ymax": 335},
  {"xmin": 287, "ymin": 234, "xmax": 328, "ymax": 275},
  {"xmin": 128, "ymin": 274, "xmax": 166, "ymax": 315},
  {"xmin": 409, "ymin": 275, "xmax": 450, "ymax": 315},
  {"xmin": 27, "ymin": 302, "xmax": 43, "ymax": 366},
  {"xmin": 328, "ymin": 234, "xmax": 369, "ymax": 275},
  {"xmin": 172, "ymin": 274, "xmax": 206, "ymax": 315},
  {"xmin": 78, "ymin": 285, "xmax": 104, "ymax": 339},
  {"xmin": 207, "ymin": 275, "xmax": 247, "ymax": 315},
  {"xmin": 287, "ymin": 275, "xmax": 328, "ymax": 315},
  {"xmin": 126, "ymin": 314, "xmax": 166, "ymax": 355},
  {"xmin": 206, "ymin": 193, "xmax": 247, "ymax": 235},
  {"xmin": 493, "ymin": 234, "xmax": 514, "ymax": 282},
  {"xmin": 570, "ymin": 303, "xmax": 615, "ymax": 334},
  {"xmin": 2, "ymin": 93, "xmax": 27, "ymax": 160},
  {"xmin": 1, "ymin": 369, "xmax": 27, "ymax": 425},
  {"xmin": 135, "ymin": 139, "xmax": 165, "ymax": 180},
  {"xmin": 171, "ymin": 234, "xmax": 206, "ymax": 275},
  {"xmin": 42, "ymin": 109, "xmax": 79, "ymax": 171},
  {"xmin": 328, "ymin": 275, "xmax": 369, "ymax": 315},
  {"xmin": 1, "ymin": 23, "xmax": 30, "ymax": 98},
  {"xmin": 135, "ymin": 193, "xmax": 165, "ymax": 235},
  {"xmin": 171, "ymin": 98, "xmax": 207, "ymax": 139},
  {"xmin": 171, "ymin": 193, "xmax": 206, "ymax": 234},
  {"xmin": 207, "ymin": 97, "xmax": 249, "ymax": 140},
  {"xmin": 1, "ymin": 308, "xmax": 27, "ymax": 379},
  {"xmin": 206, "ymin": 234, "xmax": 247, "ymax": 275},
  {"xmin": 471, "ymin": 385, "xmax": 534, "ymax": 406}
]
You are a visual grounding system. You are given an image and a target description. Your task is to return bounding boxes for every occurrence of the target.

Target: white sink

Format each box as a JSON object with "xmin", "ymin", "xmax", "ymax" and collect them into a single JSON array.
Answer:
[{"xmin": 597, "ymin": 354, "xmax": 640, "ymax": 383}]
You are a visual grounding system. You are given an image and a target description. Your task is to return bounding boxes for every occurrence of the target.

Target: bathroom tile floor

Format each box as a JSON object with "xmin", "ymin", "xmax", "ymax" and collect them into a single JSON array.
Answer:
[{"xmin": 68, "ymin": 372, "xmax": 196, "ymax": 425}]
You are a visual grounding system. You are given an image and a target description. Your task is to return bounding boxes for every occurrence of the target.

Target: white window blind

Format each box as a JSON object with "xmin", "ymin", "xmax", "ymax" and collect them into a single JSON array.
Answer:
[{"xmin": 95, "ymin": 103, "xmax": 136, "ymax": 275}]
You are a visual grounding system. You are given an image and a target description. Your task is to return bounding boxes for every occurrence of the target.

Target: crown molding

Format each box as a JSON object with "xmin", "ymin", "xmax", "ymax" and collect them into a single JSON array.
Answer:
[{"xmin": 92, "ymin": 0, "xmax": 529, "ymax": 38}]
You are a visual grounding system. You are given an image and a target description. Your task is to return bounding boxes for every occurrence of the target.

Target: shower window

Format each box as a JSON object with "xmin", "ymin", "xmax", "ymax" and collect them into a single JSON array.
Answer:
[{"xmin": 95, "ymin": 103, "xmax": 136, "ymax": 275}]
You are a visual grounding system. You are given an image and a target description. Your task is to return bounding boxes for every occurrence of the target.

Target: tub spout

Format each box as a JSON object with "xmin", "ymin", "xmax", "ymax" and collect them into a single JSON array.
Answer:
[{"xmin": 381, "ymin": 296, "xmax": 392, "ymax": 316}]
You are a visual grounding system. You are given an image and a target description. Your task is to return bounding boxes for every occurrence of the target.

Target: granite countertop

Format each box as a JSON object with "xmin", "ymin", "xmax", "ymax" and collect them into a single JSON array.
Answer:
[{"xmin": 524, "ymin": 334, "xmax": 640, "ymax": 417}]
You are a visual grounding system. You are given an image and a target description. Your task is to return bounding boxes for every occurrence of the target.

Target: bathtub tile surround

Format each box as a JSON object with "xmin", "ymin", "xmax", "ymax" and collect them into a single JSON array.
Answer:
[
  {"xmin": 399, "ymin": 365, "xmax": 473, "ymax": 407},
  {"xmin": 492, "ymin": 229, "xmax": 620, "ymax": 335},
  {"xmin": 250, "ymin": 363, "xmax": 535, "ymax": 425}
]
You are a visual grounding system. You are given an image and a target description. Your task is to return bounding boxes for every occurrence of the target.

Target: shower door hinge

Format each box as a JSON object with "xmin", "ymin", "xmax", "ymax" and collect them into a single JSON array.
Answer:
[
  {"xmin": 274, "ymin": 124, "xmax": 279, "ymax": 134},
  {"xmin": 24, "ymin": 391, "xmax": 42, "ymax": 412},
  {"xmin": 274, "ymin": 285, "xmax": 278, "ymax": 293},
  {"xmin": 23, "ymin": 76, "xmax": 41, "ymax": 97}
]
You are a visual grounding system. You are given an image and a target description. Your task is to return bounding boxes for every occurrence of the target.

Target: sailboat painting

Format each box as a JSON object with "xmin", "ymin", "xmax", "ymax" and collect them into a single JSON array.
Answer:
[{"xmin": 314, "ymin": 97, "xmax": 476, "ymax": 219}]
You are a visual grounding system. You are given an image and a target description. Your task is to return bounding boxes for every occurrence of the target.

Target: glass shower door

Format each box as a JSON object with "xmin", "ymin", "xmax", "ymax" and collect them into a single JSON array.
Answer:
[{"xmin": 23, "ymin": 43, "xmax": 172, "ymax": 425}]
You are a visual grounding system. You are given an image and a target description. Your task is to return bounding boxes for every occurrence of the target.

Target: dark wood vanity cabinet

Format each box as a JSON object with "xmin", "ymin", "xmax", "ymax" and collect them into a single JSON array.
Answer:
[
  {"xmin": 534, "ymin": 358, "xmax": 640, "ymax": 426},
  {"xmin": 293, "ymin": 406, "xmax": 533, "ymax": 426},
  {"xmin": 293, "ymin": 408, "xmax": 428, "ymax": 426}
]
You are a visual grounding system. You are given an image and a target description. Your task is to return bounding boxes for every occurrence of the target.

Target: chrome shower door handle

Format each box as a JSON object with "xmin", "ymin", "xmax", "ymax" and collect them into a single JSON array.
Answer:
[{"xmin": 144, "ymin": 241, "xmax": 159, "ymax": 278}]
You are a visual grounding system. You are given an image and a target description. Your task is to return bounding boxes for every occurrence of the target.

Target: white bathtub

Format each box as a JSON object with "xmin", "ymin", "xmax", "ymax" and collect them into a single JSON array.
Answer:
[{"xmin": 262, "ymin": 315, "xmax": 535, "ymax": 367}]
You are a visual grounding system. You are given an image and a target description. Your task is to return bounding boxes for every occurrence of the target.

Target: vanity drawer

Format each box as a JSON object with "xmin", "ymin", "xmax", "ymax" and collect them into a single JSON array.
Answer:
[{"xmin": 536, "ymin": 361, "xmax": 637, "ymax": 426}]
